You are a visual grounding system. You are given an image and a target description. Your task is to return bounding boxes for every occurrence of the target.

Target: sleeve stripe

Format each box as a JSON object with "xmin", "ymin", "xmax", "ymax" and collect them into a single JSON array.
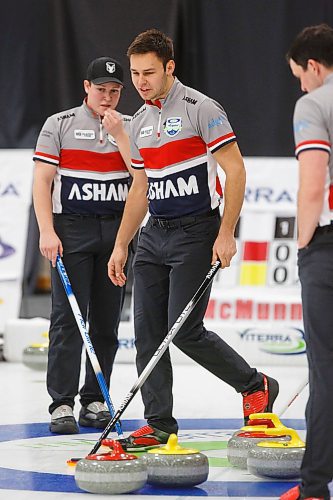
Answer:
[
  {"xmin": 33, "ymin": 152, "xmax": 59, "ymax": 165},
  {"xmin": 33, "ymin": 157, "xmax": 59, "ymax": 166},
  {"xmin": 131, "ymin": 158, "xmax": 144, "ymax": 169},
  {"xmin": 210, "ymin": 136, "xmax": 236, "ymax": 154},
  {"xmin": 295, "ymin": 140, "xmax": 331, "ymax": 158},
  {"xmin": 208, "ymin": 132, "xmax": 236, "ymax": 153}
]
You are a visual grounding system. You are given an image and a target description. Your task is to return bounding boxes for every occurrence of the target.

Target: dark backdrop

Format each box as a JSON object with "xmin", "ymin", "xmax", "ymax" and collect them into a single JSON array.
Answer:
[{"xmin": 1, "ymin": 0, "xmax": 333, "ymax": 155}]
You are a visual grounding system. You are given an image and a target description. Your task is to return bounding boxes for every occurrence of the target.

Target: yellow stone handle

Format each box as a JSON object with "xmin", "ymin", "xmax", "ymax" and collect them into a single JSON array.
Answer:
[
  {"xmin": 246, "ymin": 412, "xmax": 285, "ymax": 429},
  {"xmin": 148, "ymin": 433, "xmax": 199, "ymax": 455},
  {"xmin": 256, "ymin": 427, "xmax": 305, "ymax": 448}
]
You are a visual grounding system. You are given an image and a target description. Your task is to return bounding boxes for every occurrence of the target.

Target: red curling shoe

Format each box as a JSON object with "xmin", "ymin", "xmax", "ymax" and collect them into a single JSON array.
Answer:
[{"xmin": 280, "ymin": 485, "xmax": 325, "ymax": 500}]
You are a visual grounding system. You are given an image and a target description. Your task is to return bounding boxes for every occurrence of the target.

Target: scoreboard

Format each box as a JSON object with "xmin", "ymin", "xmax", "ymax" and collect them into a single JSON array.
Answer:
[
  {"xmin": 215, "ymin": 212, "xmax": 299, "ymax": 289},
  {"xmin": 214, "ymin": 157, "xmax": 300, "ymax": 291}
]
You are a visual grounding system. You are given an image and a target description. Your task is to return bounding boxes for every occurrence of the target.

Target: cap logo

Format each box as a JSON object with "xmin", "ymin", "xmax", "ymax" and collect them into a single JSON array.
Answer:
[{"xmin": 106, "ymin": 62, "xmax": 115, "ymax": 74}]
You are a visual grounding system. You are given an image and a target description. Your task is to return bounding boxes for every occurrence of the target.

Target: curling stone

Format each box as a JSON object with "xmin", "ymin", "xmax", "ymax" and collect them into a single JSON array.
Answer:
[
  {"xmin": 142, "ymin": 434, "xmax": 209, "ymax": 487},
  {"xmin": 227, "ymin": 428, "xmax": 289, "ymax": 469},
  {"xmin": 75, "ymin": 441, "xmax": 147, "ymax": 494},
  {"xmin": 22, "ymin": 342, "xmax": 48, "ymax": 371},
  {"xmin": 247, "ymin": 427, "xmax": 305, "ymax": 479},
  {"xmin": 228, "ymin": 413, "xmax": 289, "ymax": 468}
]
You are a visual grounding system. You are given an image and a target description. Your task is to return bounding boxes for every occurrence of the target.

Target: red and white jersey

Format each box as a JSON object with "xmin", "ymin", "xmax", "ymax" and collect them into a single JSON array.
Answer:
[
  {"xmin": 293, "ymin": 73, "xmax": 333, "ymax": 225},
  {"xmin": 33, "ymin": 100, "xmax": 131, "ymax": 215},
  {"xmin": 130, "ymin": 78, "xmax": 237, "ymax": 218}
]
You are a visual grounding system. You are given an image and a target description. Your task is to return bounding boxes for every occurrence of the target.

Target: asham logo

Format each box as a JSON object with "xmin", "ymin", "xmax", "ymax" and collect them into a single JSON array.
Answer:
[
  {"xmin": 0, "ymin": 238, "xmax": 15, "ymax": 259},
  {"xmin": 239, "ymin": 327, "xmax": 306, "ymax": 355}
]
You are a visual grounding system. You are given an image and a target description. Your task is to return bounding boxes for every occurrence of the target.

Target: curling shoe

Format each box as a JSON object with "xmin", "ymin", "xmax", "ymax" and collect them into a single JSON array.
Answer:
[
  {"xmin": 280, "ymin": 485, "xmax": 326, "ymax": 500},
  {"xmin": 79, "ymin": 401, "xmax": 111, "ymax": 429},
  {"xmin": 50, "ymin": 404, "xmax": 79, "ymax": 434},
  {"xmin": 242, "ymin": 373, "xmax": 279, "ymax": 425},
  {"xmin": 116, "ymin": 424, "xmax": 171, "ymax": 451}
]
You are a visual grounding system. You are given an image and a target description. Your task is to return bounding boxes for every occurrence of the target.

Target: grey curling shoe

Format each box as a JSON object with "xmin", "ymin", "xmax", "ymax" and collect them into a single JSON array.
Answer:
[
  {"xmin": 50, "ymin": 404, "xmax": 79, "ymax": 434},
  {"xmin": 79, "ymin": 401, "xmax": 111, "ymax": 429}
]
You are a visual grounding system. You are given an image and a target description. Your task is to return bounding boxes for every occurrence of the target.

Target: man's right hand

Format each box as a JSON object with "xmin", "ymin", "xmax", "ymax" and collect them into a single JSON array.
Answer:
[
  {"xmin": 39, "ymin": 230, "xmax": 63, "ymax": 267},
  {"xmin": 108, "ymin": 245, "xmax": 128, "ymax": 286}
]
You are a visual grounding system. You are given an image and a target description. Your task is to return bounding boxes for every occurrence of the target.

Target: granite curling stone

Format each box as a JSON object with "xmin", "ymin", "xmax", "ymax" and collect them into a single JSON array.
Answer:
[
  {"xmin": 227, "ymin": 429, "xmax": 289, "ymax": 469},
  {"xmin": 228, "ymin": 413, "xmax": 289, "ymax": 469},
  {"xmin": 142, "ymin": 433, "xmax": 209, "ymax": 487},
  {"xmin": 247, "ymin": 427, "xmax": 305, "ymax": 479},
  {"xmin": 22, "ymin": 342, "xmax": 48, "ymax": 371},
  {"xmin": 75, "ymin": 440, "xmax": 147, "ymax": 494}
]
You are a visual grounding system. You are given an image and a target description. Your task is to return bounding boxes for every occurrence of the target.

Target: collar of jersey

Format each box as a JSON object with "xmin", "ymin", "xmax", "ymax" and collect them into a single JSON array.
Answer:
[
  {"xmin": 324, "ymin": 72, "xmax": 333, "ymax": 86},
  {"xmin": 82, "ymin": 98, "xmax": 102, "ymax": 120},
  {"xmin": 145, "ymin": 77, "xmax": 182, "ymax": 108}
]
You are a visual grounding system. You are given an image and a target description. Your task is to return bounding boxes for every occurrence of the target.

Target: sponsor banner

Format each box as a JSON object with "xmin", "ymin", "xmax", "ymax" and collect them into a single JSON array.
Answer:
[
  {"xmin": 204, "ymin": 321, "xmax": 306, "ymax": 366},
  {"xmin": 206, "ymin": 287, "xmax": 302, "ymax": 322},
  {"xmin": 202, "ymin": 287, "xmax": 306, "ymax": 365},
  {"xmin": 243, "ymin": 157, "xmax": 298, "ymax": 211},
  {"xmin": 0, "ymin": 201, "xmax": 31, "ymax": 280},
  {"xmin": 114, "ymin": 319, "xmax": 307, "ymax": 367},
  {"xmin": 0, "ymin": 150, "xmax": 34, "ymax": 332},
  {"xmin": 0, "ymin": 149, "xmax": 34, "ymax": 205}
]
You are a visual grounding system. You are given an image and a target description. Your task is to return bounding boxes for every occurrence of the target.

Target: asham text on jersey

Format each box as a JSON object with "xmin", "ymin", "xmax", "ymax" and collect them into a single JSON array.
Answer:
[
  {"xmin": 68, "ymin": 182, "xmax": 128, "ymax": 201},
  {"xmin": 148, "ymin": 175, "xmax": 199, "ymax": 200}
]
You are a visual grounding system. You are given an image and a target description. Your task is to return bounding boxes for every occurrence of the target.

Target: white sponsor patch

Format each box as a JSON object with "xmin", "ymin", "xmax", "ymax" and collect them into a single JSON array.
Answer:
[
  {"xmin": 74, "ymin": 130, "xmax": 95, "ymax": 139},
  {"xmin": 140, "ymin": 126, "xmax": 153, "ymax": 138}
]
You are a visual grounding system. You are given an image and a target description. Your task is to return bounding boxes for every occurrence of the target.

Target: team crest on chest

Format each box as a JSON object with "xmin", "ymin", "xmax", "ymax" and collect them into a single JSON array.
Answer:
[{"xmin": 163, "ymin": 117, "xmax": 182, "ymax": 137}]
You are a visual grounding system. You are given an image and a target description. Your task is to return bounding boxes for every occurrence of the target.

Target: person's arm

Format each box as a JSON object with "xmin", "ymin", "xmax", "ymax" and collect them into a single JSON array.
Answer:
[
  {"xmin": 297, "ymin": 149, "xmax": 328, "ymax": 248},
  {"xmin": 211, "ymin": 142, "xmax": 246, "ymax": 268},
  {"xmin": 32, "ymin": 161, "xmax": 62, "ymax": 266},
  {"xmin": 108, "ymin": 168, "xmax": 148, "ymax": 286}
]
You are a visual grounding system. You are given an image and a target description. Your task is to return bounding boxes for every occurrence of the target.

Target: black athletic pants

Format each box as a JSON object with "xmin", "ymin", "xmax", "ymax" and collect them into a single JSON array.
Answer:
[
  {"xmin": 47, "ymin": 214, "xmax": 126, "ymax": 414},
  {"xmin": 133, "ymin": 210, "xmax": 262, "ymax": 434},
  {"xmin": 298, "ymin": 226, "xmax": 333, "ymax": 500}
]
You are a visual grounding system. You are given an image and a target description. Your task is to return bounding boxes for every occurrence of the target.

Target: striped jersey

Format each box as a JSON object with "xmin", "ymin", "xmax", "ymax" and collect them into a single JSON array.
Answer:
[
  {"xmin": 130, "ymin": 78, "xmax": 237, "ymax": 218},
  {"xmin": 293, "ymin": 73, "xmax": 333, "ymax": 225},
  {"xmin": 33, "ymin": 100, "xmax": 131, "ymax": 215}
]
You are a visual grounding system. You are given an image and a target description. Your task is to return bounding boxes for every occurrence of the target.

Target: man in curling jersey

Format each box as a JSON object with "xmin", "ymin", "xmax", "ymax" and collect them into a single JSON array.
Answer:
[
  {"xmin": 33, "ymin": 57, "xmax": 133, "ymax": 434},
  {"xmin": 108, "ymin": 29, "xmax": 279, "ymax": 450}
]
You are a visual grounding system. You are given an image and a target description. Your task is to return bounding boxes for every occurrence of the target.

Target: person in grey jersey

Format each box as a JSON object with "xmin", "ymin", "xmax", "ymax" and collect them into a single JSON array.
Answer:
[
  {"xmin": 281, "ymin": 24, "xmax": 333, "ymax": 500},
  {"xmin": 108, "ymin": 29, "xmax": 279, "ymax": 450},
  {"xmin": 33, "ymin": 57, "xmax": 133, "ymax": 433}
]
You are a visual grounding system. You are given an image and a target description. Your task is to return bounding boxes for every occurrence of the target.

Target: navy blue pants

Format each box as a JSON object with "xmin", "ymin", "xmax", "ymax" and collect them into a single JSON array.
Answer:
[
  {"xmin": 298, "ymin": 226, "xmax": 333, "ymax": 500},
  {"xmin": 133, "ymin": 210, "xmax": 262, "ymax": 434},
  {"xmin": 47, "ymin": 214, "xmax": 126, "ymax": 414}
]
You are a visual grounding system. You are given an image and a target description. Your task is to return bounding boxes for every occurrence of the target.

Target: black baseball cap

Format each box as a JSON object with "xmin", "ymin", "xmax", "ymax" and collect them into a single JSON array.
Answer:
[{"xmin": 86, "ymin": 57, "xmax": 124, "ymax": 86}]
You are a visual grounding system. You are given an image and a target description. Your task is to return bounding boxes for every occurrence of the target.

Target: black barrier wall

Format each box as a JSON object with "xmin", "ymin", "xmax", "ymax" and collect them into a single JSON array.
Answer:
[{"xmin": 1, "ymin": 0, "xmax": 333, "ymax": 155}]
